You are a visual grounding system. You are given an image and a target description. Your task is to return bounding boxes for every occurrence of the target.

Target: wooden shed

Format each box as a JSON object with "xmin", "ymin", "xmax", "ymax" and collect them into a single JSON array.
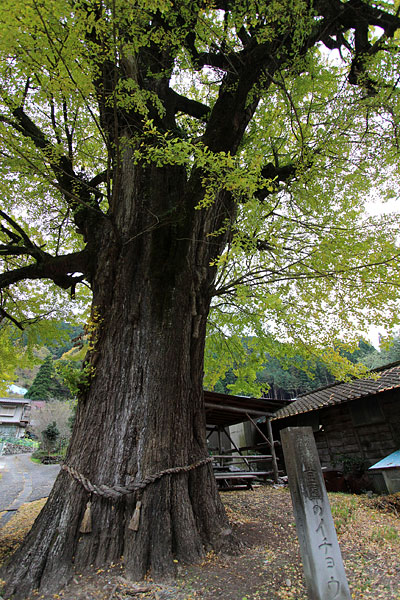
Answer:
[
  {"xmin": 204, "ymin": 390, "xmax": 289, "ymax": 486},
  {"xmin": 271, "ymin": 362, "xmax": 400, "ymax": 493}
]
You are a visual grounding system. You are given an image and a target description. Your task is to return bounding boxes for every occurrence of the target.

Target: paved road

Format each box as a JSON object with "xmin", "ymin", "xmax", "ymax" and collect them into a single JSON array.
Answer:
[{"xmin": 0, "ymin": 454, "xmax": 60, "ymax": 527}]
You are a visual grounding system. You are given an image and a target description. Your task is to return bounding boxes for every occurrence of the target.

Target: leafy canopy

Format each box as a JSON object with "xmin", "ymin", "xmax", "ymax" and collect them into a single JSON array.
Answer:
[{"xmin": 0, "ymin": 0, "xmax": 400, "ymax": 392}]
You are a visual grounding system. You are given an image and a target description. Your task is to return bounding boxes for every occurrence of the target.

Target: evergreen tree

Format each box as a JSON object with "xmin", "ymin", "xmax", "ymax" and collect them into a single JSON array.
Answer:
[
  {"xmin": 26, "ymin": 356, "xmax": 70, "ymax": 401},
  {"xmin": 340, "ymin": 339, "xmax": 377, "ymax": 365}
]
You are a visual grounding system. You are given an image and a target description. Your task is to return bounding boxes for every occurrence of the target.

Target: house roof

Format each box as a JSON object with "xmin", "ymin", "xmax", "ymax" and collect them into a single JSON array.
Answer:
[
  {"xmin": 204, "ymin": 390, "xmax": 289, "ymax": 426},
  {"xmin": 0, "ymin": 397, "xmax": 30, "ymax": 405},
  {"xmin": 272, "ymin": 362, "xmax": 400, "ymax": 421},
  {"xmin": 0, "ymin": 397, "xmax": 30, "ymax": 426}
]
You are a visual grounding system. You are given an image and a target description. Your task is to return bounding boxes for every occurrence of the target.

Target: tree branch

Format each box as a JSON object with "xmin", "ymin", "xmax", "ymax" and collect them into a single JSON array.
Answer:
[
  {"xmin": 183, "ymin": 30, "xmax": 234, "ymax": 73},
  {"xmin": 11, "ymin": 106, "xmax": 76, "ymax": 187},
  {"xmin": 0, "ymin": 250, "xmax": 90, "ymax": 292},
  {"xmin": 315, "ymin": 0, "xmax": 400, "ymax": 90},
  {"xmin": 0, "ymin": 210, "xmax": 38, "ymax": 250},
  {"xmin": 261, "ymin": 162, "xmax": 298, "ymax": 184},
  {"xmin": 250, "ymin": 163, "xmax": 298, "ymax": 202},
  {"xmin": 88, "ymin": 170, "xmax": 108, "ymax": 189},
  {"xmin": 201, "ymin": 1, "xmax": 400, "ymax": 156},
  {"xmin": 0, "ymin": 245, "xmax": 38, "ymax": 258},
  {"xmin": 168, "ymin": 89, "xmax": 210, "ymax": 120},
  {"xmin": 0, "ymin": 306, "xmax": 24, "ymax": 330},
  {"xmin": 237, "ymin": 26, "xmax": 252, "ymax": 49},
  {"xmin": 0, "ymin": 107, "xmax": 108, "ymax": 244}
]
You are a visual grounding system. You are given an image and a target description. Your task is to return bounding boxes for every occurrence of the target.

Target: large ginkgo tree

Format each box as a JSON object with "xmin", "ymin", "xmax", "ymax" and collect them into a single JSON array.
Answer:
[{"xmin": 1, "ymin": 1, "xmax": 400, "ymax": 597}]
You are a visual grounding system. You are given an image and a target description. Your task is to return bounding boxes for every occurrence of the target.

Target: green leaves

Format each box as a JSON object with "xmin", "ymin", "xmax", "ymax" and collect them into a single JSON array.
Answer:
[
  {"xmin": 1, "ymin": 0, "xmax": 400, "ymax": 389},
  {"xmin": 205, "ymin": 193, "xmax": 400, "ymax": 392}
]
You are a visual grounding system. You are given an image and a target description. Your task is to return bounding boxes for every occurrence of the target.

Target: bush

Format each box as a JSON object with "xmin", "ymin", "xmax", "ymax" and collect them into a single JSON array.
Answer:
[
  {"xmin": 31, "ymin": 448, "xmax": 62, "ymax": 463},
  {"xmin": 30, "ymin": 399, "xmax": 73, "ymax": 449},
  {"xmin": 42, "ymin": 421, "xmax": 60, "ymax": 452}
]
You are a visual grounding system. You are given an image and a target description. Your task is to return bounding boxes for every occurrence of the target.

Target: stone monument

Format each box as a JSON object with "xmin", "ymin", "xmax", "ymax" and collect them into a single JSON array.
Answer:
[{"xmin": 281, "ymin": 426, "xmax": 351, "ymax": 600}]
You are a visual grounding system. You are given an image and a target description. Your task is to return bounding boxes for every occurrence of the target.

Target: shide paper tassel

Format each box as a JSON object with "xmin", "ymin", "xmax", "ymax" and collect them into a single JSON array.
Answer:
[
  {"xmin": 128, "ymin": 501, "xmax": 142, "ymax": 531},
  {"xmin": 80, "ymin": 500, "xmax": 92, "ymax": 533}
]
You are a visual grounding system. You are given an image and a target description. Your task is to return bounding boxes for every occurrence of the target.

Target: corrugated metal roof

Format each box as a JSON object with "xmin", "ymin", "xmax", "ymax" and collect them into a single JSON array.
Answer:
[
  {"xmin": 272, "ymin": 362, "xmax": 400, "ymax": 420},
  {"xmin": 369, "ymin": 450, "xmax": 400, "ymax": 470}
]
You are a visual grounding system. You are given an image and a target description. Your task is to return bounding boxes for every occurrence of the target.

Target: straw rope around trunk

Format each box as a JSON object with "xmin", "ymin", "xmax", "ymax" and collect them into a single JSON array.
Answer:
[{"xmin": 62, "ymin": 456, "xmax": 213, "ymax": 500}]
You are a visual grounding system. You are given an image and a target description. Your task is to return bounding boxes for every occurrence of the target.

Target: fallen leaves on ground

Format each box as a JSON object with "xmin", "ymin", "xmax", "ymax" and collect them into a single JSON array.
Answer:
[
  {"xmin": 1, "ymin": 488, "xmax": 399, "ymax": 599},
  {"xmin": 365, "ymin": 492, "xmax": 400, "ymax": 516},
  {"xmin": 0, "ymin": 498, "xmax": 46, "ymax": 565}
]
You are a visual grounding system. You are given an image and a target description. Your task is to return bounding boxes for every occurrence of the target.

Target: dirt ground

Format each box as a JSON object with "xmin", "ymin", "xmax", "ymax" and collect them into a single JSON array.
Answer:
[{"xmin": 1, "ymin": 486, "xmax": 400, "ymax": 600}]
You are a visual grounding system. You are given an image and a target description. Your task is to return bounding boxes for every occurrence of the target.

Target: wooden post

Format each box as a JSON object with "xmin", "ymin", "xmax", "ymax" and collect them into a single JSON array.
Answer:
[
  {"xmin": 266, "ymin": 418, "xmax": 279, "ymax": 484},
  {"xmin": 246, "ymin": 412, "xmax": 280, "ymax": 483},
  {"xmin": 281, "ymin": 427, "xmax": 351, "ymax": 600},
  {"xmin": 217, "ymin": 427, "xmax": 223, "ymax": 467}
]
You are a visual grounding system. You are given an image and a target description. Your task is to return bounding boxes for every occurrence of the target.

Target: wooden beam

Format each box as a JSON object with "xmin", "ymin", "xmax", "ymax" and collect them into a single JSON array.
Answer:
[
  {"xmin": 206, "ymin": 425, "xmax": 217, "ymax": 439},
  {"xmin": 245, "ymin": 413, "xmax": 272, "ymax": 449},
  {"xmin": 205, "ymin": 402, "xmax": 274, "ymax": 417},
  {"xmin": 211, "ymin": 455, "xmax": 272, "ymax": 460}
]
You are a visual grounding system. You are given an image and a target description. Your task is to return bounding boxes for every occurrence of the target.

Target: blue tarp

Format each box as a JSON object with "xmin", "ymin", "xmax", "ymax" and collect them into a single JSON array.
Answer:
[{"xmin": 369, "ymin": 449, "xmax": 400, "ymax": 470}]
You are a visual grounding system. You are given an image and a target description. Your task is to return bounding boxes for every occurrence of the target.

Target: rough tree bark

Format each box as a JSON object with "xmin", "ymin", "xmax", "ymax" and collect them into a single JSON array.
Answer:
[{"xmin": 1, "ymin": 161, "xmax": 237, "ymax": 599}]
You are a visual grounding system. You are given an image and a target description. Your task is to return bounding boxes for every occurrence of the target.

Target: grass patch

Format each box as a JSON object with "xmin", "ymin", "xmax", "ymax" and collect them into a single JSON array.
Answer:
[
  {"xmin": 330, "ymin": 493, "xmax": 358, "ymax": 532},
  {"xmin": 371, "ymin": 524, "xmax": 400, "ymax": 544}
]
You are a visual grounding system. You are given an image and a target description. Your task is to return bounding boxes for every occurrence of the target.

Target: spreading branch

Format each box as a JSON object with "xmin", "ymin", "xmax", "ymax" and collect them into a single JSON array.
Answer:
[
  {"xmin": 254, "ymin": 163, "xmax": 298, "ymax": 201},
  {"xmin": 198, "ymin": 1, "xmax": 400, "ymax": 155},
  {"xmin": 0, "ymin": 107, "xmax": 107, "ymax": 241},
  {"xmin": 0, "ymin": 250, "xmax": 90, "ymax": 292},
  {"xmin": 168, "ymin": 89, "xmax": 210, "ymax": 120},
  {"xmin": 0, "ymin": 210, "xmax": 46, "ymax": 262}
]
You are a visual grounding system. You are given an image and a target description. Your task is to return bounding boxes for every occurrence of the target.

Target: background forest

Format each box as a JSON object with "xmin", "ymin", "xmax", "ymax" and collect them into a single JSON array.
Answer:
[{"xmin": 5, "ymin": 321, "xmax": 400, "ymax": 403}]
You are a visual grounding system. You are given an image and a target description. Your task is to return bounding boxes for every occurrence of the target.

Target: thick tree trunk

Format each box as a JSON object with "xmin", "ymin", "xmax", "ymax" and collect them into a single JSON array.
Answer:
[{"xmin": 1, "ymin": 163, "xmax": 236, "ymax": 599}]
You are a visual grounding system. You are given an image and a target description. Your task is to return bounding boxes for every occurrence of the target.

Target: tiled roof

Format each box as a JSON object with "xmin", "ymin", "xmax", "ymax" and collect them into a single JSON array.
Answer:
[{"xmin": 272, "ymin": 363, "xmax": 400, "ymax": 420}]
